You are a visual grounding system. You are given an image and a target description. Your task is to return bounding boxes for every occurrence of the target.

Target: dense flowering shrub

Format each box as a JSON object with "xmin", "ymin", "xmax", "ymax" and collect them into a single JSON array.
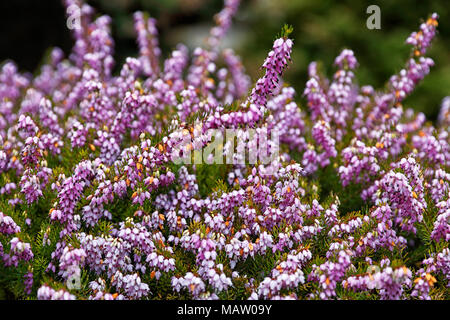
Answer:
[{"xmin": 0, "ymin": 0, "xmax": 448, "ymax": 300}]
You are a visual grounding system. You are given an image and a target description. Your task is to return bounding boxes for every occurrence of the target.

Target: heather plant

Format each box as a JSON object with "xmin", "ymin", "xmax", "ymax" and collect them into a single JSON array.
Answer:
[{"xmin": 0, "ymin": 0, "xmax": 448, "ymax": 300}]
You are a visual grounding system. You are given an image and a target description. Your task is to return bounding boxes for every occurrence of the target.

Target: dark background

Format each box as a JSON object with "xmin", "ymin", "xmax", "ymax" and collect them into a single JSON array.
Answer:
[{"xmin": 1, "ymin": 0, "xmax": 449, "ymax": 121}]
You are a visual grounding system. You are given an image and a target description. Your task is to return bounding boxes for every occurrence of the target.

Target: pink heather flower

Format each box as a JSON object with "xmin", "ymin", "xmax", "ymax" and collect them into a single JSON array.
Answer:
[
  {"xmin": 37, "ymin": 285, "xmax": 76, "ymax": 300},
  {"xmin": 250, "ymin": 37, "xmax": 293, "ymax": 106},
  {"xmin": 438, "ymin": 96, "xmax": 450, "ymax": 127},
  {"xmin": 208, "ymin": 0, "xmax": 241, "ymax": 49},
  {"xmin": 0, "ymin": 212, "xmax": 21, "ymax": 235},
  {"xmin": 0, "ymin": 1, "xmax": 447, "ymax": 302},
  {"xmin": 334, "ymin": 49, "xmax": 358, "ymax": 69},
  {"xmin": 134, "ymin": 11, "xmax": 160, "ymax": 77}
]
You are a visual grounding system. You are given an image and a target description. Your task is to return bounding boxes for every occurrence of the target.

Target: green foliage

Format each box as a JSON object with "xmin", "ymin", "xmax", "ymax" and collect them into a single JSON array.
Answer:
[{"xmin": 278, "ymin": 24, "xmax": 294, "ymax": 39}]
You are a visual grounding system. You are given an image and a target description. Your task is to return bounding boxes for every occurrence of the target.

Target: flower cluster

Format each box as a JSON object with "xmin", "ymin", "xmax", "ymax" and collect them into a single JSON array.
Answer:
[
  {"xmin": 37, "ymin": 285, "xmax": 76, "ymax": 300},
  {"xmin": 0, "ymin": 0, "xmax": 448, "ymax": 300},
  {"xmin": 343, "ymin": 261, "xmax": 413, "ymax": 300}
]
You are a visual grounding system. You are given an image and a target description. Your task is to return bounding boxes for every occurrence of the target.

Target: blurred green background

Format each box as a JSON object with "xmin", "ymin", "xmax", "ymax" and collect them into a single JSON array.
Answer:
[
  {"xmin": 2, "ymin": 0, "xmax": 449, "ymax": 120},
  {"xmin": 89, "ymin": 0, "xmax": 450, "ymax": 121}
]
